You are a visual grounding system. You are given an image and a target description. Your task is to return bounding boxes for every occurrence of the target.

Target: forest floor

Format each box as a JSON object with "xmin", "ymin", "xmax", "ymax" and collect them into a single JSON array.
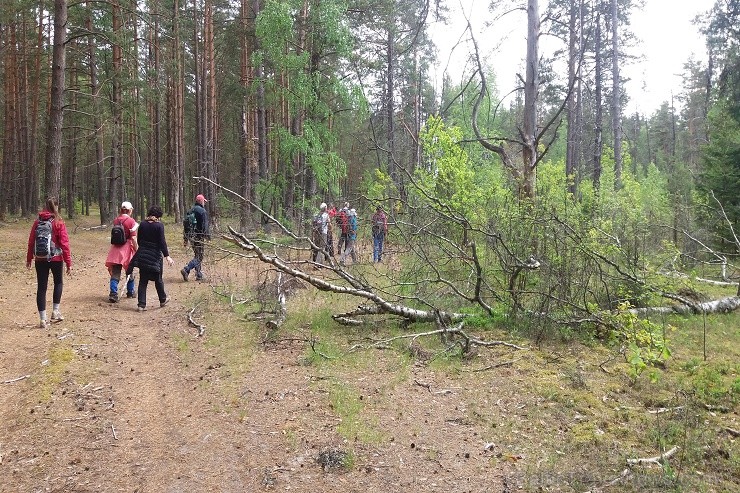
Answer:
[{"xmin": 0, "ymin": 216, "xmax": 738, "ymax": 493}]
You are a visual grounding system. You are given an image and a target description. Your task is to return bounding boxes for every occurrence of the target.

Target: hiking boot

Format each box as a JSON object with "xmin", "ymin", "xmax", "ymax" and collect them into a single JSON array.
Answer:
[
  {"xmin": 137, "ymin": 306, "xmax": 146, "ymax": 312},
  {"xmin": 51, "ymin": 310, "xmax": 64, "ymax": 321},
  {"xmin": 109, "ymin": 291, "xmax": 119, "ymax": 303},
  {"xmin": 126, "ymin": 291, "xmax": 136, "ymax": 298},
  {"xmin": 38, "ymin": 319, "xmax": 48, "ymax": 329},
  {"xmin": 160, "ymin": 297, "xmax": 170, "ymax": 308},
  {"xmin": 180, "ymin": 268, "xmax": 189, "ymax": 282}
]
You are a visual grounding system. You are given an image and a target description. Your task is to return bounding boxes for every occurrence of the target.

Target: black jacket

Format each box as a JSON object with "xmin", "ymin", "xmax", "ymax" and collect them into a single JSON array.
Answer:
[{"xmin": 129, "ymin": 219, "xmax": 169, "ymax": 273}]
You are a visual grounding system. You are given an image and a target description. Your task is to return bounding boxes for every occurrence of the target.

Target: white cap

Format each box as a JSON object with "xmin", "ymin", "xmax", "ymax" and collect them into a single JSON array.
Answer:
[
  {"xmin": 320, "ymin": 202, "xmax": 327, "ymax": 210},
  {"xmin": 121, "ymin": 201, "xmax": 133, "ymax": 210}
]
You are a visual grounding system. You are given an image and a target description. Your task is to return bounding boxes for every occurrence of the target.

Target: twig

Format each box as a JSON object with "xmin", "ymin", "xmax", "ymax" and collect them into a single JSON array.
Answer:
[
  {"xmin": 187, "ymin": 307, "xmax": 206, "ymax": 337},
  {"xmin": 111, "ymin": 424, "xmax": 118, "ymax": 440},
  {"xmin": 2, "ymin": 375, "xmax": 30, "ymax": 384},
  {"xmin": 626, "ymin": 446, "xmax": 679, "ymax": 466},
  {"xmin": 724, "ymin": 427, "xmax": 739, "ymax": 438},
  {"xmin": 583, "ymin": 468, "xmax": 633, "ymax": 492},
  {"xmin": 468, "ymin": 358, "xmax": 521, "ymax": 372},
  {"xmin": 647, "ymin": 406, "xmax": 684, "ymax": 414},
  {"xmin": 414, "ymin": 379, "xmax": 432, "ymax": 392}
]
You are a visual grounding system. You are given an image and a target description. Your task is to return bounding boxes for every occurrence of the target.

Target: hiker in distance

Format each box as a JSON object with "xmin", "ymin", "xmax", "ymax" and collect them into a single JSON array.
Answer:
[
  {"xmin": 311, "ymin": 202, "xmax": 332, "ymax": 266},
  {"xmin": 181, "ymin": 194, "xmax": 211, "ymax": 282},
  {"xmin": 335, "ymin": 202, "xmax": 350, "ymax": 257},
  {"xmin": 327, "ymin": 202, "xmax": 337, "ymax": 257},
  {"xmin": 127, "ymin": 205, "xmax": 174, "ymax": 311},
  {"xmin": 26, "ymin": 197, "xmax": 72, "ymax": 328},
  {"xmin": 105, "ymin": 201, "xmax": 139, "ymax": 302},
  {"xmin": 371, "ymin": 205, "xmax": 388, "ymax": 263},
  {"xmin": 339, "ymin": 208, "xmax": 358, "ymax": 265}
]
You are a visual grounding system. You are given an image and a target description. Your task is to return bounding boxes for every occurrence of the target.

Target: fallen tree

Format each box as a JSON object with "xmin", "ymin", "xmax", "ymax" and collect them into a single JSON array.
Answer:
[{"xmin": 198, "ymin": 165, "xmax": 740, "ymax": 356}]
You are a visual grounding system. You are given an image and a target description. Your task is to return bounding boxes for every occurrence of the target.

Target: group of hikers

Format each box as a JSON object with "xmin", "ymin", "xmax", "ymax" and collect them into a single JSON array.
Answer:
[
  {"xmin": 26, "ymin": 195, "xmax": 210, "ymax": 328},
  {"xmin": 311, "ymin": 201, "xmax": 388, "ymax": 266},
  {"xmin": 26, "ymin": 194, "xmax": 385, "ymax": 328}
]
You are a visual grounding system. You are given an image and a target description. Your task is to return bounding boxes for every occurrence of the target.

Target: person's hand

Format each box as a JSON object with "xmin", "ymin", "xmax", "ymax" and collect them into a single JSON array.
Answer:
[
  {"xmin": 26, "ymin": 261, "xmax": 32, "ymax": 270},
  {"xmin": 66, "ymin": 265, "xmax": 72, "ymax": 275},
  {"xmin": 165, "ymin": 256, "xmax": 174, "ymax": 267}
]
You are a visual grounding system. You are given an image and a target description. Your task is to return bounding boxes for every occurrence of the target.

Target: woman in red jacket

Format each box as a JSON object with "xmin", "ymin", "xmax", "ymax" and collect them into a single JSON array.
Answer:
[{"xmin": 26, "ymin": 197, "xmax": 73, "ymax": 328}]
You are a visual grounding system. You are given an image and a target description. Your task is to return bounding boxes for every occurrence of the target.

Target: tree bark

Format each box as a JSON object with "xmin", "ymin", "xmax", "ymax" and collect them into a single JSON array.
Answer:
[
  {"xmin": 611, "ymin": 0, "xmax": 623, "ymax": 190},
  {"xmin": 592, "ymin": 13, "xmax": 603, "ymax": 189},
  {"xmin": 87, "ymin": 6, "xmax": 108, "ymax": 224},
  {"xmin": 44, "ymin": 0, "xmax": 67, "ymax": 201},
  {"xmin": 521, "ymin": 0, "xmax": 540, "ymax": 200},
  {"xmin": 109, "ymin": 0, "xmax": 122, "ymax": 214}
]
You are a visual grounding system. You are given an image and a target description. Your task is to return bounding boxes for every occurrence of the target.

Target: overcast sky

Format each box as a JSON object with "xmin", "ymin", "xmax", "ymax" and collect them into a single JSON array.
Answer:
[{"xmin": 433, "ymin": 0, "xmax": 714, "ymax": 115}]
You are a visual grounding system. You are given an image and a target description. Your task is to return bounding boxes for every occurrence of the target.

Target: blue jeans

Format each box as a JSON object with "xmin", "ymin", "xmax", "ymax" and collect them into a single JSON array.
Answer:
[
  {"xmin": 373, "ymin": 234, "xmax": 384, "ymax": 262},
  {"xmin": 184, "ymin": 240, "xmax": 205, "ymax": 279}
]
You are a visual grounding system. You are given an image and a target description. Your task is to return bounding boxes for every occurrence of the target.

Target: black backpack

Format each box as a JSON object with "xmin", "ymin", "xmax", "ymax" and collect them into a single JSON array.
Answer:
[
  {"xmin": 110, "ymin": 219, "xmax": 127, "ymax": 245},
  {"xmin": 34, "ymin": 218, "xmax": 56, "ymax": 260}
]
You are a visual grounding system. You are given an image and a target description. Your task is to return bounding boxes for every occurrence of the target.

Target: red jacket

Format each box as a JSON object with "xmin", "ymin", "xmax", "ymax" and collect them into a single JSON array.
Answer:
[{"xmin": 27, "ymin": 211, "xmax": 73, "ymax": 267}]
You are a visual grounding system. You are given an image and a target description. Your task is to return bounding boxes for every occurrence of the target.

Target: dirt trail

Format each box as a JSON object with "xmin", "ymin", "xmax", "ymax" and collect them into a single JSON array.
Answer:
[{"xmin": 0, "ymin": 217, "xmax": 512, "ymax": 492}]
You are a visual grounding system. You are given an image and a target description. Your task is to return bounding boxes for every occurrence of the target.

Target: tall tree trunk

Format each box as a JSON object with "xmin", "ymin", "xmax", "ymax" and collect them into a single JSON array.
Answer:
[
  {"xmin": 565, "ymin": 0, "xmax": 580, "ymax": 195},
  {"xmin": 28, "ymin": 2, "xmax": 45, "ymax": 214},
  {"xmin": 87, "ymin": 6, "xmax": 108, "ymax": 224},
  {"xmin": 44, "ymin": 0, "xmax": 67, "ymax": 201},
  {"xmin": 521, "ymin": 0, "xmax": 540, "ymax": 200},
  {"xmin": 169, "ymin": 0, "xmax": 184, "ymax": 221},
  {"xmin": 239, "ymin": 0, "xmax": 258, "ymax": 230},
  {"xmin": 65, "ymin": 45, "xmax": 78, "ymax": 216},
  {"xmin": 611, "ymin": 0, "xmax": 622, "ymax": 189},
  {"xmin": 592, "ymin": 13, "xmax": 603, "ymax": 189},
  {"xmin": 386, "ymin": 20, "xmax": 397, "ymax": 187},
  {"xmin": 205, "ymin": 0, "xmax": 218, "ymax": 220},
  {"xmin": 109, "ymin": 0, "xmax": 122, "ymax": 215},
  {"xmin": 149, "ymin": 11, "xmax": 162, "ymax": 211},
  {"xmin": 1, "ymin": 23, "xmax": 18, "ymax": 218}
]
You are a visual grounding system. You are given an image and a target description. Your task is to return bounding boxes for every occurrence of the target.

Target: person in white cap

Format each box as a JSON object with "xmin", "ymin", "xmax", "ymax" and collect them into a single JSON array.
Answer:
[
  {"xmin": 181, "ymin": 193, "xmax": 210, "ymax": 281},
  {"xmin": 310, "ymin": 202, "xmax": 331, "ymax": 265},
  {"xmin": 105, "ymin": 201, "xmax": 139, "ymax": 302}
]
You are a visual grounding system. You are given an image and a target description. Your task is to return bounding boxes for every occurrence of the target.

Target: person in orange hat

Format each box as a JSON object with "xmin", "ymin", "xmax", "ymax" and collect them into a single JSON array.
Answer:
[{"xmin": 181, "ymin": 193, "xmax": 210, "ymax": 281}]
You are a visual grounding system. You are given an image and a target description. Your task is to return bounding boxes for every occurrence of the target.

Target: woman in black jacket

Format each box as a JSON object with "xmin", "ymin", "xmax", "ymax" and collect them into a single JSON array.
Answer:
[{"xmin": 131, "ymin": 205, "xmax": 174, "ymax": 311}]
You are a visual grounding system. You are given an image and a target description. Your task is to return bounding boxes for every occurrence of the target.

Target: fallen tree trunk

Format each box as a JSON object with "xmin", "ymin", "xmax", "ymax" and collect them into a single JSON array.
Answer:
[
  {"xmin": 225, "ymin": 227, "xmax": 465, "ymax": 325},
  {"xmin": 628, "ymin": 296, "xmax": 740, "ymax": 316}
]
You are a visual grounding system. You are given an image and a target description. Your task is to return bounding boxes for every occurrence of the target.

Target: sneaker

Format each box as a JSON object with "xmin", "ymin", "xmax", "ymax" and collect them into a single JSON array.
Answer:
[
  {"xmin": 51, "ymin": 310, "xmax": 64, "ymax": 321},
  {"xmin": 180, "ymin": 268, "xmax": 189, "ymax": 282},
  {"xmin": 137, "ymin": 306, "xmax": 146, "ymax": 312},
  {"xmin": 109, "ymin": 291, "xmax": 119, "ymax": 303},
  {"xmin": 38, "ymin": 319, "xmax": 48, "ymax": 329},
  {"xmin": 126, "ymin": 291, "xmax": 136, "ymax": 298},
  {"xmin": 160, "ymin": 297, "xmax": 170, "ymax": 308}
]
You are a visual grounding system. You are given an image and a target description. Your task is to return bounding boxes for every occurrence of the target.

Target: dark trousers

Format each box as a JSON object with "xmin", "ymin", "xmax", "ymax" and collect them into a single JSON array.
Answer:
[
  {"xmin": 137, "ymin": 268, "xmax": 166, "ymax": 308},
  {"xmin": 35, "ymin": 260, "xmax": 64, "ymax": 311},
  {"xmin": 312, "ymin": 232, "xmax": 329, "ymax": 263}
]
